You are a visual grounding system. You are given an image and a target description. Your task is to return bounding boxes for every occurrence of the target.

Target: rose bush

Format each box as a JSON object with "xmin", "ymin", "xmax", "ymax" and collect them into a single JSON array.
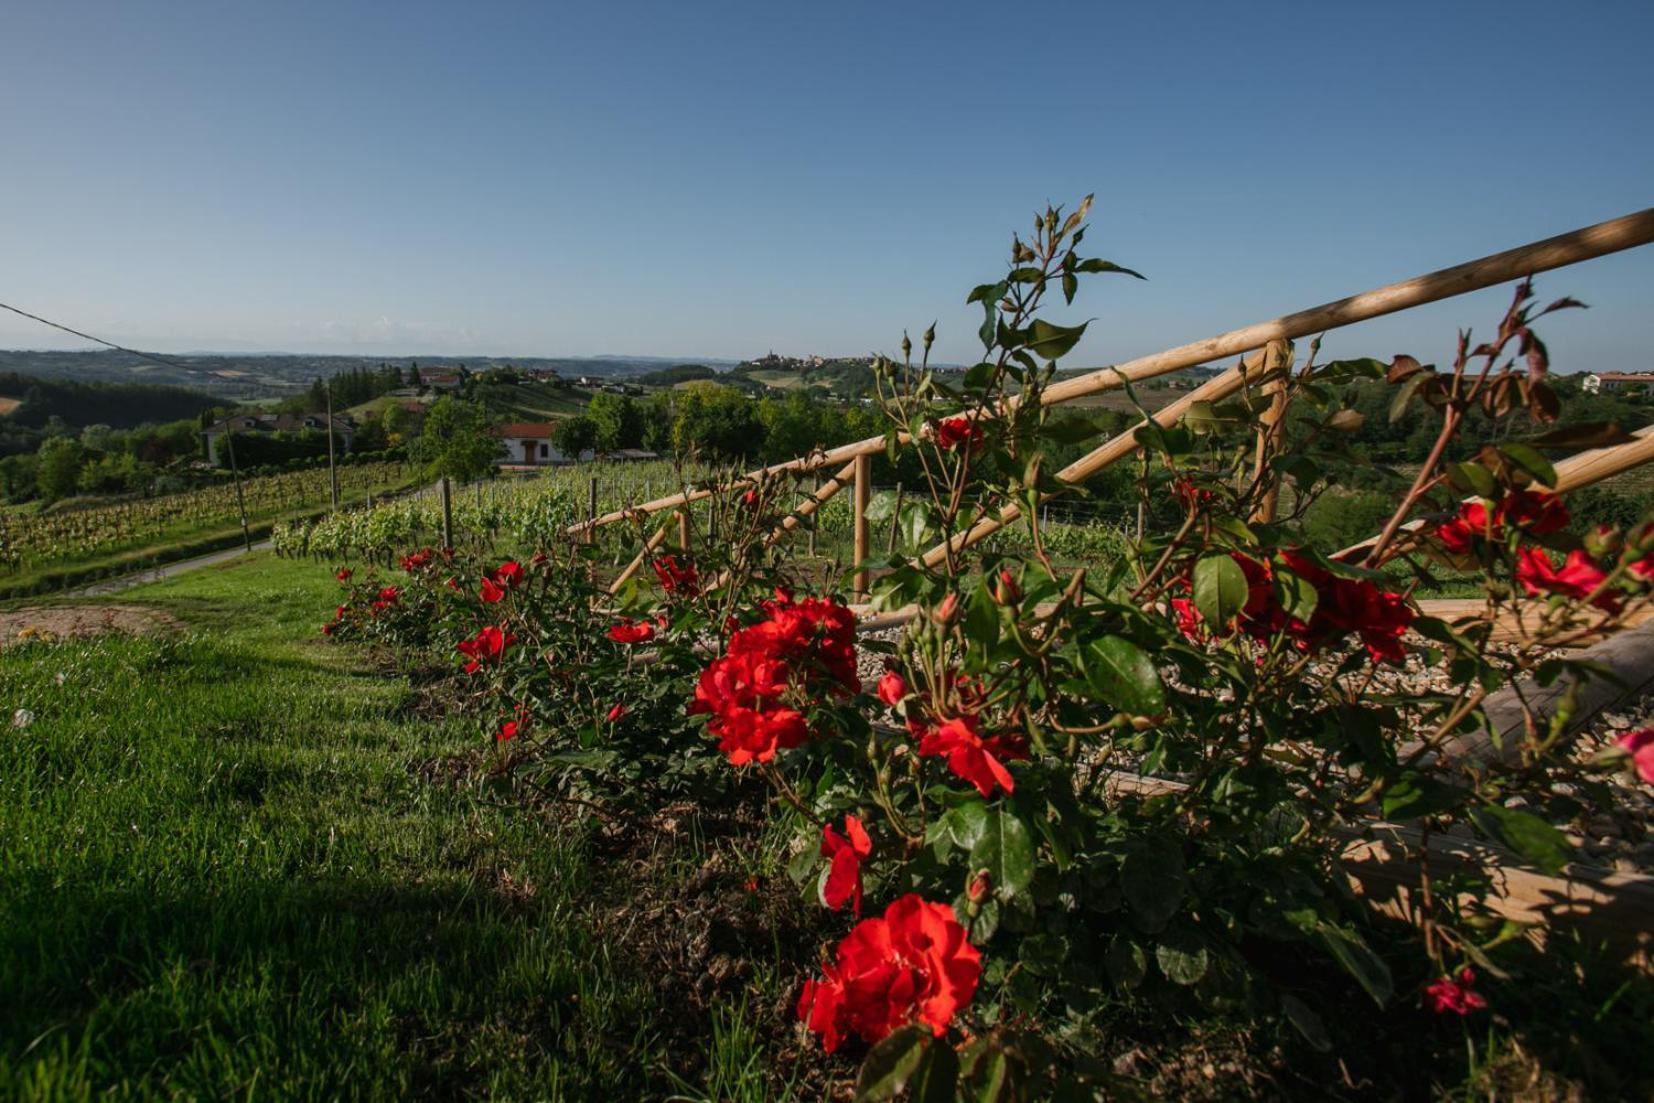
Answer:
[{"xmin": 314, "ymin": 199, "xmax": 1654, "ymax": 1099}]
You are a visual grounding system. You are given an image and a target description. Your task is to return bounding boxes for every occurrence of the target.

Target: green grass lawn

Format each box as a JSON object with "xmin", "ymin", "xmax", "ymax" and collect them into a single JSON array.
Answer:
[{"xmin": 0, "ymin": 555, "xmax": 777, "ymax": 1101}]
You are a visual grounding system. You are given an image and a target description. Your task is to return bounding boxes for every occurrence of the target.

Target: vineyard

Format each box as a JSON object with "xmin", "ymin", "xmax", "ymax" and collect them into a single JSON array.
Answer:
[
  {"xmin": 0, "ymin": 461, "xmax": 413, "ymax": 584},
  {"xmin": 271, "ymin": 458, "xmax": 1133, "ymax": 570}
]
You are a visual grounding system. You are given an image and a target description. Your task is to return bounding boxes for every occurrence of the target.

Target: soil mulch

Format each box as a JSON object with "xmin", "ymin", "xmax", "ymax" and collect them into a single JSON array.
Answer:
[{"xmin": 0, "ymin": 604, "xmax": 182, "ymax": 650}]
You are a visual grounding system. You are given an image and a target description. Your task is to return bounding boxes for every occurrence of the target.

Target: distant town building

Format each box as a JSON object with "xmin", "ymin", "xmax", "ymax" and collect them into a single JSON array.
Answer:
[
  {"xmin": 419, "ymin": 370, "xmax": 464, "ymax": 390},
  {"xmin": 1582, "ymin": 371, "xmax": 1654, "ymax": 394},
  {"xmin": 203, "ymin": 413, "xmax": 355, "ymax": 466}
]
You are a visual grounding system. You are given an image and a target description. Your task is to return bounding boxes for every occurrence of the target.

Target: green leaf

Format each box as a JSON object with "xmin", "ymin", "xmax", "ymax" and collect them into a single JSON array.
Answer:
[
  {"xmin": 962, "ymin": 361, "xmax": 997, "ymax": 389},
  {"xmin": 1471, "ymin": 804, "xmax": 1573, "ymax": 875},
  {"xmin": 1280, "ymin": 994, "xmax": 1332, "ymax": 1053},
  {"xmin": 855, "ymin": 1024, "xmax": 930, "ymax": 1102},
  {"xmin": 1027, "ymin": 319, "xmax": 1089, "ymax": 362},
  {"xmin": 1083, "ymin": 635, "xmax": 1166, "ymax": 716},
  {"xmin": 1381, "ymin": 773, "xmax": 1469, "ymax": 820},
  {"xmin": 1388, "ymin": 374, "xmax": 1426, "ymax": 423},
  {"xmin": 1155, "ymin": 927, "xmax": 1209, "ymax": 985},
  {"xmin": 1074, "ymin": 257, "xmax": 1146, "ymax": 279},
  {"xmin": 970, "ymin": 810, "xmax": 1036, "ymax": 902},
  {"xmin": 1105, "ymin": 934, "xmax": 1148, "ymax": 989},
  {"xmin": 909, "ymin": 1038, "xmax": 961, "ymax": 1103},
  {"xmin": 1444, "ymin": 462, "xmax": 1498, "ymax": 499},
  {"xmin": 966, "ymin": 584, "xmax": 1001, "ymax": 654},
  {"xmin": 943, "ymin": 800, "xmax": 991, "ymax": 851},
  {"xmin": 864, "ymin": 489, "xmax": 899, "ymax": 524},
  {"xmin": 1523, "ymin": 422, "xmax": 1635, "ymax": 450},
  {"xmin": 1273, "ymin": 567, "xmax": 1319, "ymax": 624},
  {"xmin": 1120, "ymin": 838, "xmax": 1185, "ymax": 931},
  {"xmin": 1497, "ymin": 443, "xmax": 1557, "ymax": 489},
  {"xmin": 1314, "ymin": 921, "xmax": 1393, "ymax": 1006},
  {"xmin": 1192, "ymin": 553, "xmax": 1249, "ymax": 628}
]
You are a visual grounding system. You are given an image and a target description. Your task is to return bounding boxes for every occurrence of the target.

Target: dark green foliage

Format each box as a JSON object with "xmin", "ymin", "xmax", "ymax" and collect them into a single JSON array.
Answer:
[{"xmin": 0, "ymin": 373, "xmax": 220, "ymax": 430}]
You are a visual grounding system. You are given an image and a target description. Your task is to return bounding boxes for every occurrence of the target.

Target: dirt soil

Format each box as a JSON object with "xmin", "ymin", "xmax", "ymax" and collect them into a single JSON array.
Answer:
[{"xmin": 0, "ymin": 604, "xmax": 181, "ymax": 649}]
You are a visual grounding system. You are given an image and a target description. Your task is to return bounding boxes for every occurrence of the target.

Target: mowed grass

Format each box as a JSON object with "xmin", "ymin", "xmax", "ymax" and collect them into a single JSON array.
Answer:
[{"xmin": 0, "ymin": 555, "xmax": 716, "ymax": 1101}]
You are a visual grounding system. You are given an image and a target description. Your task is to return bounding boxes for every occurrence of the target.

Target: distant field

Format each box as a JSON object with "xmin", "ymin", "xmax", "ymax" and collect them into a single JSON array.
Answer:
[{"xmin": 0, "ymin": 397, "xmax": 20, "ymax": 416}]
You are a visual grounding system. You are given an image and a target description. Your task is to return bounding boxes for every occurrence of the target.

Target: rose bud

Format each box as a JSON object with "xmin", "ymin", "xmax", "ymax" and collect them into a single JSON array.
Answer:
[
  {"xmin": 966, "ymin": 869, "xmax": 991, "ymax": 903},
  {"xmin": 876, "ymin": 671, "xmax": 909, "ymax": 707},
  {"xmin": 993, "ymin": 569, "xmax": 1020, "ymax": 605},
  {"xmin": 1584, "ymin": 524, "xmax": 1623, "ymax": 560},
  {"xmin": 934, "ymin": 592, "xmax": 960, "ymax": 625}
]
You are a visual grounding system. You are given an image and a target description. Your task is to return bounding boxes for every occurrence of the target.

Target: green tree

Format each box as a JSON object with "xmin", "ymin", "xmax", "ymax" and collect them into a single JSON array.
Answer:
[
  {"xmin": 588, "ymin": 392, "xmax": 644, "ymax": 451},
  {"xmin": 670, "ymin": 382, "xmax": 762, "ymax": 460},
  {"xmin": 554, "ymin": 415, "xmax": 599, "ymax": 457},
  {"xmin": 409, "ymin": 397, "xmax": 497, "ymax": 482},
  {"xmin": 35, "ymin": 437, "xmax": 86, "ymax": 501}
]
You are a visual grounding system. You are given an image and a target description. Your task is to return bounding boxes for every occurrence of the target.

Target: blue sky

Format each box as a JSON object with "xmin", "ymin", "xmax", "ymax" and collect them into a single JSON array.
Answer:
[{"xmin": 2, "ymin": 1, "xmax": 1650, "ymax": 372}]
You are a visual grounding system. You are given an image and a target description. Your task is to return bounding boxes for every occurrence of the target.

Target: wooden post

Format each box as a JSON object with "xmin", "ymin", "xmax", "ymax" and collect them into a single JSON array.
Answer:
[
  {"xmin": 808, "ymin": 477, "xmax": 819, "ymax": 557},
  {"xmin": 677, "ymin": 506, "xmax": 690, "ymax": 550},
  {"xmin": 1249, "ymin": 339, "xmax": 1291, "ymax": 523},
  {"xmin": 852, "ymin": 453, "xmax": 871, "ymax": 600},
  {"xmin": 886, "ymin": 482, "xmax": 903, "ymax": 554},
  {"xmin": 440, "ymin": 476, "xmax": 454, "ymax": 550},
  {"xmin": 587, "ymin": 476, "xmax": 598, "ymax": 544}
]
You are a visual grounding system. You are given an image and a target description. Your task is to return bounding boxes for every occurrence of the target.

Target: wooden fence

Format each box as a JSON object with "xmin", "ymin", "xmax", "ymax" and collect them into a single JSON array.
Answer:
[{"xmin": 568, "ymin": 207, "xmax": 1654, "ymax": 599}]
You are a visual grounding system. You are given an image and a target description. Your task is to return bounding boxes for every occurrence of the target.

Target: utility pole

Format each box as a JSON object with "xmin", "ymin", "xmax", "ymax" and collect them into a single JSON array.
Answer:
[{"xmin": 324, "ymin": 379, "xmax": 339, "ymax": 510}]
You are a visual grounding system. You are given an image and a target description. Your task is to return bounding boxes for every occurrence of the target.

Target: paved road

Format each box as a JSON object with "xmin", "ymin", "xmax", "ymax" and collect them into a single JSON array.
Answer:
[{"xmin": 68, "ymin": 539, "xmax": 274, "ymax": 598}]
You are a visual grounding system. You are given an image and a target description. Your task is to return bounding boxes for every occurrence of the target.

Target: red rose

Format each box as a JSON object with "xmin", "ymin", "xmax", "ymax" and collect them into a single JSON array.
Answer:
[
  {"xmin": 742, "ymin": 488, "xmax": 760, "ymax": 508},
  {"xmin": 496, "ymin": 719, "xmax": 519, "ymax": 742},
  {"xmin": 1171, "ymin": 477, "xmax": 1213, "ymax": 509},
  {"xmin": 490, "ymin": 560, "xmax": 524, "ymax": 589},
  {"xmin": 876, "ymin": 671, "xmax": 909, "ymax": 708},
  {"xmin": 606, "ymin": 703, "xmax": 628, "ymax": 723},
  {"xmin": 1516, "ymin": 547, "xmax": 1618, "ymax": 609},
  {"xmin": 652, "ymin": 555, "xmax": 701, "ymax": 597},
  {"xmin": 400, "ymin": 548, "xmax": 435, "ymax": 572},
  {"xmin": 456, "ymin": 625, "xmax": 515, "ymax": 673},
  {"xmin": 933, "ymin": 416, "xmax": 984, "ymax": 453},
  {"xmin": 334, "ymin": 567, "xmax": 352, "ymax": 582},
  {"xmin": 320, "ymin": 622, "xmax": 335, "ymax": 635},
  {"xmin": 1436, "ymin": 490, "xmax": 1568, "ymax": 554},
  {"xmin": 917, "ymin": 714, "xmax": 1027, "ymax": 798},
  {"xmin": 377, "ymin": 586, "xmax": 400, "ymax": 605},
  {"xmin": 690, "ymin": 592, "xmax": 860, "ymax": 765},
  {"xmin": 606, "ymin": 619, "xmax": 656, "ymax": 644},
  {"xmin": 821, "ymin": 814, "xmax": 872, "ymax": 915},
  {"xmin": 1169, "ymin": 597, "xmax": 1205, "ymax": 641},
  {"xmin": 480, "ymin": 576, "xmax": 507, "ymax": 603},
  {"xmin": 797, "ymin": 895, "xmax": 982, "ymax": 1052},
  {"xmin": 1423, "ymin": 967, "xmax": 1487, "ymax": 1015},
  {"xmin": 1615, "ymin": 728, "xmax": 1654, "ymax": 784},
  {"xmin": 444, "ymin": 576, "xmax": 462, "ymax": 591}
]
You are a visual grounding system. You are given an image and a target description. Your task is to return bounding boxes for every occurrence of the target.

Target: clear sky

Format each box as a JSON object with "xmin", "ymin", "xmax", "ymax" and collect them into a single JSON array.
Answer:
[{"xmin": 2, "ymin": 1, "xmax": 1650, "ymax": 372}]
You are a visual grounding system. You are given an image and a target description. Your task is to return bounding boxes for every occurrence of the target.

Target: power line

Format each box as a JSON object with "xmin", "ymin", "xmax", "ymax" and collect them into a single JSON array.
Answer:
[{"xmin": 0, "ymin": 299, "xmax": 217, "ymax": 378}]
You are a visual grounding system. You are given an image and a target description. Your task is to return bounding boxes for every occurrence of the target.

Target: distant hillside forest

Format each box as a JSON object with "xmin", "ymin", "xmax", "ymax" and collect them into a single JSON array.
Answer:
[{"xmin": 0, "ymin": 373, "xmax": 219, "ymax": 429}]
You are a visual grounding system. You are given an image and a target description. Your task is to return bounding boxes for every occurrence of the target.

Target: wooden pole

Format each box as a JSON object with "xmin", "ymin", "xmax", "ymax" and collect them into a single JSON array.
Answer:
[
  {"xmin": 887, "ymin": 482, "xmax": 904, "ymax": 554},
  {"xmin": 587, "ymin": 476, "xmax": 598, "ymax": 544},
  {"xmin": 439, "ymin": 475, "xmax": 454, "ymax": 550},
  {"xmin": 565, "ymin": 208, "xmax": 1654, "ymax": 540},
  {"xmin": 677, "ymin": 504, "xmax": 690, "ymax": 550},
  {"xmin": 852, "ymin": 453, "xmax": 871, "ymax": 600}
]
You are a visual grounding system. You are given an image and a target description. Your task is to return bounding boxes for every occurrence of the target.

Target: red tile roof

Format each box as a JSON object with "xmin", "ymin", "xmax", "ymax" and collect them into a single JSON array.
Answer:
[{"xmin": 489, "ymin": 422, "xmax": 557, "ymax": 439}]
